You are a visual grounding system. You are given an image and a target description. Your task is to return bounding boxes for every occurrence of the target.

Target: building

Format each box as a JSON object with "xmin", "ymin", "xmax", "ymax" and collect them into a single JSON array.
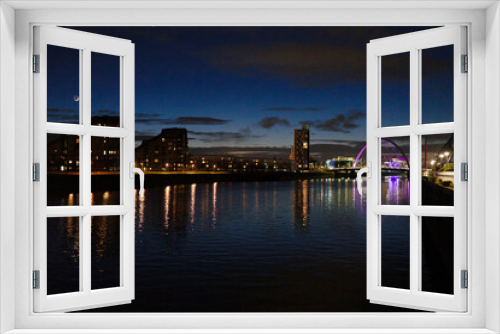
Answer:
[
  {"xmin": 91, "ymin": 137, "xmax": 120, "ymax": 172},
  {"xmin": 186, "ymin": 155, "xmax": 290, "ymax": 172},
  {"xmin": 292, "ymin": 123, "xmax": 310, "ymax": 172},
  {"xmin": 47, "ymin": 116, "xmax": 121, "ymax": 173},
  {"xmin": 47, "ymin": 134, "xmax": 80, "ymax": 172},
  {"xmin": 135, "ymin": 128, "xmax": 188, "ymax": 171},
  {"xmin": 325, "ymin": 156, "xmax": 356, "ymax": 169},
  {"xmin": 188, "ymin": 155, "xmax": 234, "ymax": 171}
]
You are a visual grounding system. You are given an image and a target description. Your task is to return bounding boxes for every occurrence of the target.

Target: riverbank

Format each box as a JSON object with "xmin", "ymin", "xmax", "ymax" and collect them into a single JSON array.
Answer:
[{"xmin": 49, "ymin": 170, "xmax": 363, "ymax": 193}]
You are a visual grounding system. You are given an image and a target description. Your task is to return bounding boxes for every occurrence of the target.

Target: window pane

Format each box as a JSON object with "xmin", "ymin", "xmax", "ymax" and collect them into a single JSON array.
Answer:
[
  {"xmin": 91, "ymin": 52, "xmax": 120, "ymax": 127},
  {"xmin": 381, "ymin": 52, "xmax": 410, "ymax": 127},
  {"xmin": 47, "ymin": 217, "xmax": 80, "ymax": 295},
  {"xmin": 381, "ymin": 137, "xmax": 410, "ymax": 205},
  {"xmin": 47, "ymin": 134, "xmax": 80, "ymax": 206},
  {"xmin": 91, "ymin": 216, "xmax": 121, "ymax": 290},
  {"xmin": 421, "ymin": 45, "xmax": 454, "ymax": 124},
  {"xmin": 421, "ymin": 133, "xmax": 454, "ymax": 206},
  {"xmin": 381, "ymin": 215, "xmax": 410, "ymax": 290},
  {"xmin": 421, "ymin": 216, "xmax": 454, "ymax": 294},
  {"xmin": 91, "ymin": 137, "xmax": 121, "ymax": 205},
  {"xmin": 47, "ymin": 45, "xmax": 80, "ymax": 124}
]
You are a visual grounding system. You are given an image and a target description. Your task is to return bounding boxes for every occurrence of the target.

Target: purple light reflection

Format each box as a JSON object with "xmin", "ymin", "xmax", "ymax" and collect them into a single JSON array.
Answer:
[{"xmin": 353, "ymin": 139, "xmax": 409, "ymax": 169}]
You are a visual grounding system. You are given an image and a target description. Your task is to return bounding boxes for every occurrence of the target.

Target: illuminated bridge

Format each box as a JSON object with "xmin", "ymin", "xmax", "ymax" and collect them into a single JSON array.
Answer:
[{"xmin": 353, "ymin": 138, "xmax": 409, "ymax": 174}]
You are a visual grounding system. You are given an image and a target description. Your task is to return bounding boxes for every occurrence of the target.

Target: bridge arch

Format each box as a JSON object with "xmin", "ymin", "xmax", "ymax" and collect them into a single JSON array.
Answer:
[{"xmin": 353, "ymin": 138, "xmax": 410, "ymax": 169}]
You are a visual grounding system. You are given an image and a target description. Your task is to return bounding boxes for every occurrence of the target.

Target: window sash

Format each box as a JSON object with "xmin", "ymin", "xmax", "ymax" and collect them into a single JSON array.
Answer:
[
  {"xmin": 32, "ymin": 25, "xmax": 135, "ymax": 313},
  {"xmin": 366, "ymin": 26, "xmax": 467, "ymax": 312}
]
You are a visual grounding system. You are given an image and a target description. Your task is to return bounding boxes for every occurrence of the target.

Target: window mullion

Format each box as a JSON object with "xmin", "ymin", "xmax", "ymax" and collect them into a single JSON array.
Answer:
[
  {"xmin": 409, "ymin": 48, "xmax": 420, "ymax": 294},
  {"xmin": 81, "ymin": 48, "xmax": 92, "ymax": 294}
]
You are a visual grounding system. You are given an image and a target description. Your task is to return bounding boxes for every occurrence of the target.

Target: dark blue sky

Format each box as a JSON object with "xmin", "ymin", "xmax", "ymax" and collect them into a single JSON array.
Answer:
[{"xmin": 48, "ymin": 26, "xmax": 452, "ymax": 158}]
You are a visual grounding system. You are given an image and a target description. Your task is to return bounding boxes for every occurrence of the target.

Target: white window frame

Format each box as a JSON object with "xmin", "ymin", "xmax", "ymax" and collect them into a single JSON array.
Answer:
[
  {"xmin": 0, "ymin": 1, "xmax": 499, "ymax": 333},
  {"xmin": 33, "ymin": 26, "xmax": 136, "ymax": 313},
  {"xmin": 366, "ymin": 26, "xmax": 468, "ymax": 312}
]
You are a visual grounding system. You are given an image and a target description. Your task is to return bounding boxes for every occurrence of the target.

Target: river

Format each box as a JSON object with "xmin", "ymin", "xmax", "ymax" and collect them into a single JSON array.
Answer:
[{"xmin": 47, "ymin": 176, "xmax": 435, "ymax": 312}]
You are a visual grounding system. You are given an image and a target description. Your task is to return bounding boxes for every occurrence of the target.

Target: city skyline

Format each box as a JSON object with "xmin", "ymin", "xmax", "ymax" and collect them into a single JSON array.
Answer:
[{"xmin": 48, "ymin": 26, "xmax": 452, "ymax": 158}]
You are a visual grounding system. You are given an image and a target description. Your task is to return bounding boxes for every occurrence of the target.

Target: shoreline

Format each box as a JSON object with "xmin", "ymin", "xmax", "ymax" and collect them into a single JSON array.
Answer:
[
  {"xmin": 49, "ymin": 170, "xmax": 363, "ymax": 193},
  {"xmin": 48, "ymin": 169, "xmax": 416, "ymax": 193}
]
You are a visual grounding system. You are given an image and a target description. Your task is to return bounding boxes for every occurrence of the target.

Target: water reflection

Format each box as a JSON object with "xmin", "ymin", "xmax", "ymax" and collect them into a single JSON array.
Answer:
[
  {"xmin": 68, "ymin": 193, "xmax": 75, "ymax": 206},
  {"xmin": 163, "ymin": 186, "xmax": 170, "ymax": 233},
  {"xmin": 91, "ymin": 215, "xmax": 120, "ymax": 290},
  {"xmin": 190, "ymin": 184, "xmax": 196, "ymax": 225},
  {"xmin": 59, "ymin": 178, "xmax": 418, "ymax": 312},
  {"xmin": 381, "ymin": 175, "xmax": 410, "ymax": 205},
  {"xmin": 137, "ymin": 189, "xmax": 146, "ymax": 233},
  {"xmin": 91, "ymin": 191, "xmax": 121, "ymax": 206},
  {"xmin": 293, "ymin": 180, "xmax": 309, "ymax": 228},
  {"xmin": 47, "ymin": 216, "xmax": 80, "ymax": 295},
  {"xmin": 212, "ymin": 182, "xmax": 217, "ymax": 228}
]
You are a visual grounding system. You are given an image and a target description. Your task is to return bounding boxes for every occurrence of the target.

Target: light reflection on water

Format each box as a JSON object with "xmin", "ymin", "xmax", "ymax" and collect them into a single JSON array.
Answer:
[
  {"xmin": 50, "ymin": 178, "xmax": 416, "ymax": 312},
  {"xmin": 382, "ymin": 175, "xmax": 410, "ymax": 205}
]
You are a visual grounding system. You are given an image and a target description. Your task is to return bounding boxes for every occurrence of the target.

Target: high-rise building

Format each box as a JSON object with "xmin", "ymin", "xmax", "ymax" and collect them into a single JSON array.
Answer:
[
  {"xmin": 135, "ymin": 128, "xmax": 188, "ymax": 171},
  {"xmin": 292, "ymin": 123, "xmax": 310, "ymax": 172}
]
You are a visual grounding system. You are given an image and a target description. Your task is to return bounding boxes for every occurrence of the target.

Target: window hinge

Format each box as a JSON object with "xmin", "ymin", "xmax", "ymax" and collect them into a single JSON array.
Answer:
[
  {"xmin": 33, "ymin": 270, "xmax": 40, "ymax": 289},
  {"xmin": 461, "ymin": 162, "xmax": 468, "ymax": 181},
  {"xmin": 461, "ymin": 270, "xmax": 468, "ymax": 289},
  {"xmin": 33, "ymin": 54, "xmax": 40, "ymax": 73},
  {"xmin": 33, "ymin": 163, "xmax": 40, "ymax": 182},
  {"xmin": 461, "ymin": 54, "xmax": 468, "ymax": 73}
]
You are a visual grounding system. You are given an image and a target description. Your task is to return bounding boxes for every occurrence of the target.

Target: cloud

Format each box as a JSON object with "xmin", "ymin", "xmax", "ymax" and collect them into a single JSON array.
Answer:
[
  {"xmin": 170, "ymin": 117, "xmax": 231, "ymax": 125},
  {"xmin": 188, "ymin": 126, "xmax": 263, "ymax": 143},
  {"xmin": 199, "ymin": 38, "xmax": 449, "ymax": 87},
  {"xmin": 48, "ymin": 108, "xmax": 122, "ymax": 122},
  {"xmin": 265, "ymin": 107, "xmax": 325, "ymax": 112},
  {"xmin": 135, "ymin": 130, "xmax": 158, "ymax": 142},
  {"xmin": 258, "ymin": 117, "xmax": 290, "ymax": 129},
  {"xmin": 47, "ymin": 108, "xmax": 79, "ymax": 122},
  {"xmin": 305, "ymin": 109, "xmax": 365, "ymax": 133},
  {"xmin": 48, "ymin": 107, "xmax": 76, "ymax": 114},
  {"xmin": 200, "ymin": 43, "xmax": 367, "ymax": 87},
  {"xmin": 135, "ymin": 112, "xmax": 162, "ymax": 118},
  {"xmin": 136, "ymin": 119, "xmax": 164, "ymax": 124},
  {"xmin": 93, "ymin": 109, "xmax": 119, "ymax": 116},
  {"xmin": 136, "ymin": 116, "xmax": 231, "ymax": 125},
  {"xmin": 190, "ymin": 146, "xmax": 291, "ymax": 159}
]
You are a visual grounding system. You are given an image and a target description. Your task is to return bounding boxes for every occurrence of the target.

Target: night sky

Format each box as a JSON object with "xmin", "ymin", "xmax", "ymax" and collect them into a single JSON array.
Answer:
[{"xmin": 48, "ymin": 26, "xmax": 453, "ymax": 160}]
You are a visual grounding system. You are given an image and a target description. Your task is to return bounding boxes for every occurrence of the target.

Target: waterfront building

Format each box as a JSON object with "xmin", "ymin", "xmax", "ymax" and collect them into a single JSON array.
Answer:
[
  {"xmin": 325, "ymin": 156, "xmax": 356, "ymax": 169},
  {"xmin": 90, "ymin": 116, "xmax": 121, "ymax": 172},
  {"xmin": 47, "ymin": 116, "xmax": 121, "ymax": 173},
  {"xmin": 188, "ymin": 155, "xmax": 290, "ymax": 172},
  {"xmin": 188, "ymin": 155, "xmax": 234, "ymax": 171},
  {"xmin": 135, "ymin": 128, "xmax": 188, "ymax": 171},
  {"xmin": 292, "ymin": 123, "xmax": 310, "ymax": 172},
  {"xmin": 47, "ymin": 134, "xmax": 80, "ymax": 172},
  {"xmin": 231, "ymin": 157, "xmax": 290, "ymax": 172}
]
